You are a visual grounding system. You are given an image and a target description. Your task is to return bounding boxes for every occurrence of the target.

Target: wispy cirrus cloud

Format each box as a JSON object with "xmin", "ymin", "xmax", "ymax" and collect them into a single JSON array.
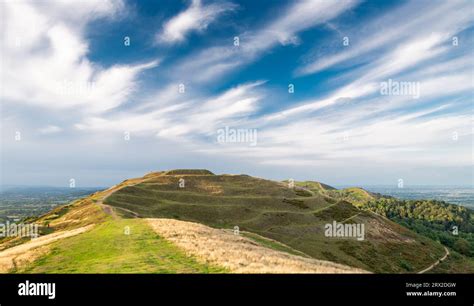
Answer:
[
  {"xmin": 76, "ymin": 81, "xmax": 265, "ymax": 139},
  {"xmin": 295, "ymin": 0, "xmax": 472, "ymax": 76},
  {"xmin": 267, "ymin": 0, "xmax": 473, "ymax": 122},
  {"xmin": 171, "ymin": 0, "xmax": 359, "ymax": 83},
  {"xmin": 156, "ymin": 0, "xmax": 237, "ymax": 44}
]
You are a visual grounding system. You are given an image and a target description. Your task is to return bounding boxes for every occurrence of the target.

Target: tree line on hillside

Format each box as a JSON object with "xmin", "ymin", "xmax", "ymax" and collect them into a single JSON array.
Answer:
[{"xmin": 360, "ymin": 198, "xmax": 474, "ymax": 257}]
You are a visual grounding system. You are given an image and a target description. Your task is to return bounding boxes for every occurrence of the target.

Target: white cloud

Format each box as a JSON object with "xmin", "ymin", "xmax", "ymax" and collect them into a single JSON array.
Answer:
[
  {"xmin": 156, "ymin": 0, "xmax": 236, "ymax": 44},
  {"xmin": 76, "ymin": 81, "xmax": 265, "ymax": 138},
  {"xmin": 0, "ymin": 0, "xmax": 158, "ymax": 114},
  {"xmin": 199, "ymin": 104, "xmax": 472, "ymax": 169},
  {"xmin": 258, "ymin": 0, "xmax": 359, "ymax": 47}
]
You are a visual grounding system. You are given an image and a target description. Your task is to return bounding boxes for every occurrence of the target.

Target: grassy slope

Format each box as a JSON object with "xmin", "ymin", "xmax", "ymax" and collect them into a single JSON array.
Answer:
[
  {"xmin": 3, "ymin": 178, "xmax": 225, "ymax": 274},
  {"xmin": 104, "ymin": 172, "xmax": 446, "ymax": 273},
  {"xmin": 20, "ymin": 218, "xmax": 224, "ymax": 273},
  {"xmin": 0, "ymin": 191, "xmax": 107, "ymax": 251}
]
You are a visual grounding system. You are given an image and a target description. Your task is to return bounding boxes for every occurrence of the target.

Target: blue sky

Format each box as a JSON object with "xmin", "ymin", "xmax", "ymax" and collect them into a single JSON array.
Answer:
[{"xmin": 1, "ymin": 0, "xmax": 473, "ymax": 187}]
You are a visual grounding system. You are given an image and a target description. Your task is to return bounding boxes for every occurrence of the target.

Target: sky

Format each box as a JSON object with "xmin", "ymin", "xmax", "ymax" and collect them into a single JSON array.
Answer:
[{"xmin": 0, "ymin": 0, "xmax": 473, "ymax": 187}]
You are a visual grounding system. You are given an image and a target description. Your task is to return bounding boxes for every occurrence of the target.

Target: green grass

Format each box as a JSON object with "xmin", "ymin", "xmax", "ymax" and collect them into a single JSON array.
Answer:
[{"xmin": 21, "ymin": 219, "xmax": 225, "ymax": 273}]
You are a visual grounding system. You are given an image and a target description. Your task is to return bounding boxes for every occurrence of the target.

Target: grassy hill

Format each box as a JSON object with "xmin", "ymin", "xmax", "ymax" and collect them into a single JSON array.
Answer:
[
  {"xmin": 2, "ymin": 169, "xmax": 471, "ymax": 273},
  {"xmin": 103, "ymin": 170, "xmax": 448, "ymax": 273}
]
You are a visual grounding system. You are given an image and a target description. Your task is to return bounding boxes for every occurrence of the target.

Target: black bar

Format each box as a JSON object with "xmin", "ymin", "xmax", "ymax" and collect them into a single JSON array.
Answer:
[{"xmin": 0, "ymin": 274, "xmax": 471, "ymax": 305}]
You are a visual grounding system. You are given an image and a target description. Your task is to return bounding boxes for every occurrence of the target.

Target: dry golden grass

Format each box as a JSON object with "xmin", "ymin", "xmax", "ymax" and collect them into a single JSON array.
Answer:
[
  {"xmin": 0, "ymin": 225, "xmax": 93, "ymax": 273},
  {"xmin": 147, "ymin": 218, "xmax": 368, "ymax": 274}
]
